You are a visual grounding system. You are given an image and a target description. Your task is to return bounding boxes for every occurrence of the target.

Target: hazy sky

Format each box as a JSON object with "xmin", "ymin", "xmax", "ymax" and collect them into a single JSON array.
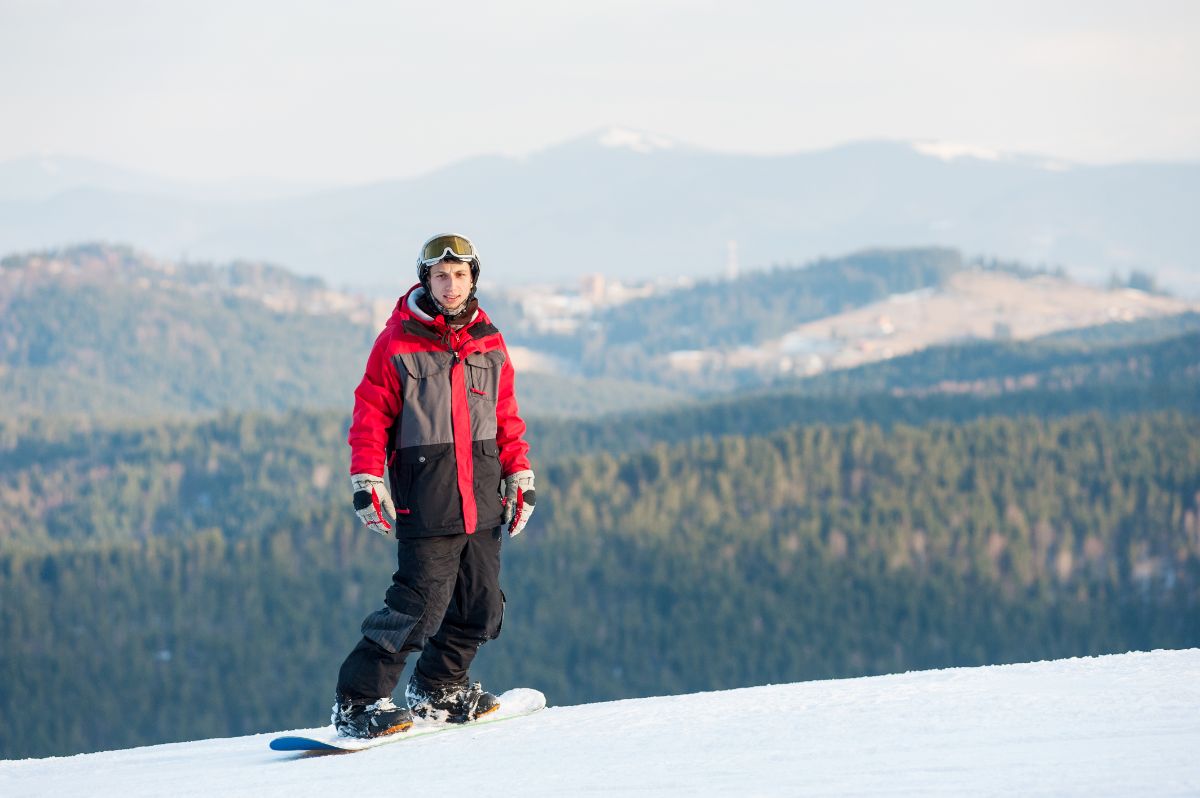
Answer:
[{"xmin": 2, "ymin": 0, "xmax": 1197, "ymax": 183}]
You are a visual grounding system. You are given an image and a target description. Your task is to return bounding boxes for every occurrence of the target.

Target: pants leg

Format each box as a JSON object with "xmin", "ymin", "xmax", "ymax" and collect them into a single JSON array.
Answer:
[
  {"xmin": 336, "ymin": 534, "xmax": 466, "ymax": 701},
  {"xmin": 413, "ymin": 528, "xmax": 504, "ymax": 687}
]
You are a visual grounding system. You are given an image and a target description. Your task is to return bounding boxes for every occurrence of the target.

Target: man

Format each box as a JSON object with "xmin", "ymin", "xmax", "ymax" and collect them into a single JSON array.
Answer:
[{"xmin": 331, "ymin": 233, "xmax": 536, "ymax": 739}]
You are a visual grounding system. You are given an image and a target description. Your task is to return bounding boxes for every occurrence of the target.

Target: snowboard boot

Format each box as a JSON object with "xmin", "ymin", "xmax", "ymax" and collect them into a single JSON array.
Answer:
[
  {"xmin": 331, "ymin": 693, "xmax": 414, "ymax": 739},
  {"xmin": 405, "ymin": 675, "xmax": 500, "ymax": 724}
]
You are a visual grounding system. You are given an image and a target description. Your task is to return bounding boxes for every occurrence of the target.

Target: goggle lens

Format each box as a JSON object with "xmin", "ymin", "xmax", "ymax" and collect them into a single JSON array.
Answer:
[{"xmin": 421, "ymin": 235, "xmax": 477, "ymax": 265}]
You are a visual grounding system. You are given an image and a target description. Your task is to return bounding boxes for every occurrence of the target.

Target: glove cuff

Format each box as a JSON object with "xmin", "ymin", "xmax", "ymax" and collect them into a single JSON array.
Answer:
[
  {"xmin": 505, "ymin": 469, "xmax": 535, "ymax": 488},
  {"xmin": 351, "ymin": 472, "xmax": 385, "ymax": 489}
]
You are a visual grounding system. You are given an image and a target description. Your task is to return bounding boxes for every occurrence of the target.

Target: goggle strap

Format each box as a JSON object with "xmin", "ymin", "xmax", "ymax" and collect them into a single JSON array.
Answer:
[{"xmin": 420, "ymin": 249, "xmax": 478, "ymax": 268}]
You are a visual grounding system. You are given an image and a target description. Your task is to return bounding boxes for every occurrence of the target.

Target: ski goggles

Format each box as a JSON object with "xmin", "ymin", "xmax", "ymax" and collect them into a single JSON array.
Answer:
[{"xmin": 418, "ymin": 234, "xmax": 479, "ymax": 267}]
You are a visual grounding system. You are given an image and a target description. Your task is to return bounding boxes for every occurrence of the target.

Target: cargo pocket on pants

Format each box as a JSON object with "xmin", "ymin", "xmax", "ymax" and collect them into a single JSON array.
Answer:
[{"xmin": 489, "ymin": 589, "xmax": 506, "ymax": 641}]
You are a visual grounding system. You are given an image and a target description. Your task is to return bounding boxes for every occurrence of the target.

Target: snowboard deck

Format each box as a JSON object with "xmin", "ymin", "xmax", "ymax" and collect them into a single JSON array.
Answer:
[{"xmin": 269, "ymin": 688, "xmax": 546, "ymax": 753}]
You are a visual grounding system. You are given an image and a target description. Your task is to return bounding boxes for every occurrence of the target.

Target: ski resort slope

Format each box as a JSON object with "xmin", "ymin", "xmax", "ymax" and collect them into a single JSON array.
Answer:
[{"xmin": 4, "ymin": 649, "xmax": 1199, "ymax": 797}]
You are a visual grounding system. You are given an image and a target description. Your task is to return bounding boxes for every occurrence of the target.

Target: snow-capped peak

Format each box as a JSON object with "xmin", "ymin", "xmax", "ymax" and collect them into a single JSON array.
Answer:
[
  {"xmin": 596, "ymin": 127, "xmax": 678, "ymax": 153},
  {"xmin": 910, "ymin": 140, "xmax": 1075, "ymax": 172},
  {"xmin": 911, "ymin": 140, "xmax": 1003, "ymax": 162}
]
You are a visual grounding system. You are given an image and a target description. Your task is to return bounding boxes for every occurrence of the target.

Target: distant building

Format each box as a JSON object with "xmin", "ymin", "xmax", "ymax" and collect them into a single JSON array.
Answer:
[{"xmin": 580, "ymin": 273, "xmax": 606, "ymax": 303}]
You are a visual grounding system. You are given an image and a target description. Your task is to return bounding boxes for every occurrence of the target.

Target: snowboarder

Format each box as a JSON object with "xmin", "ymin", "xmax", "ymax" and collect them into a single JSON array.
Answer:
[{"xmin": 331, "ymin": 233, "xmax": 536, "ymax": 739}]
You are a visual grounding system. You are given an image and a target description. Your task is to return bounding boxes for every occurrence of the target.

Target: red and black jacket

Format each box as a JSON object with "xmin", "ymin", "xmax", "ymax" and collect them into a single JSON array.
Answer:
[{"xmin": 348, "ymin": 285, "xmax": 531, "ymax": 537}]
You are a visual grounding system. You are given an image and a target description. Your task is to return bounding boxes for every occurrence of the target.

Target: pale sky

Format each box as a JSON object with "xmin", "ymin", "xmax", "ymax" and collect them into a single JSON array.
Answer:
[{"xmin": 2, "ymin": 0, "xmax": 1198, "ymax": 183}]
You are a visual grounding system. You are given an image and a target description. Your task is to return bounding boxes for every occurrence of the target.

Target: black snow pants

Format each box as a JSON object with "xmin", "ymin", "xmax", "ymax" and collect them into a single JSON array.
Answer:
[{"xmin": 336, "ymin": 530, "xmax": 504, "ymax": 701}]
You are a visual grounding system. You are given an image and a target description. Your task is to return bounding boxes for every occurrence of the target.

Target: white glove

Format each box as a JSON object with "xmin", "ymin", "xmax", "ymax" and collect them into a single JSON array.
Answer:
[
  {"xmin": 351, "ymin": 473, "xmax": 395, "ymax": 537},
  {"xmin": 501, "ymin": 469, "xmax": 536, "ymax": 537}
]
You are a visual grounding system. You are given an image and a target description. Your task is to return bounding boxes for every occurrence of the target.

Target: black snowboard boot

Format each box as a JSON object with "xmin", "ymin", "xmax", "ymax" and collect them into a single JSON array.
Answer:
[
  {"xmin": 331, "ymin": 693, "xmax": 414, "ymax": 739},
  {"xmin": 405, "ymin": 675, "xmax": 500, "ymax": 723}
]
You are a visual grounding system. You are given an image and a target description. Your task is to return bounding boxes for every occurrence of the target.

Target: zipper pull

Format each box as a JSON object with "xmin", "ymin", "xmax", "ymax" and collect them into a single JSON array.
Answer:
[{"xmin": 441, "ymin": 327, "xmax": 459, "ymax": 362}]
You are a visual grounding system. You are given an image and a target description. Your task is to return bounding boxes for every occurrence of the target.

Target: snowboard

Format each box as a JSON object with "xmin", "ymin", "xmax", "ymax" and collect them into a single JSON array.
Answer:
[{"xmin": 269, "ymin": 688, "xmax": 546, "ymax": 753}]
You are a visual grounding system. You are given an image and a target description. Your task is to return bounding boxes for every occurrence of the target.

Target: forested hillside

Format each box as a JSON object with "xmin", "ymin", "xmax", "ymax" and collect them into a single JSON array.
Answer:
[
  {"xmin": 2, "ymin": 411, "xmax": 1197, "ymax": 758},
  {"xmin": 0, "ymin": 244, "xmax": 969, "ymax": 421},
  {"xmin": 530, "ymin": 328, "xmax": 1200, "ymax": 458},
  {"xmin": 0, "ymin": 244, "xmax": 690, "ymax": 419},
  {"xmin": 774, "ymin": 323, "xmax": 1200, "ymax": 397},
  {"xmin": 3, "ymin": 244, "xmax": 1191, "ymax": 418},
  {"xmin": 3, "ymin": 326, "xmax": 1196, "ymax": 553},
  {"xmin": 0, "ymin": 411, "xmax": 348, "ymax": 550},
  {"xmin": 495, "ymin": 247, "xmax": 966, "ymax": 381},
  {"xmin": 0, "ymin": 245, "xmax": 374, "ymax": 417}
]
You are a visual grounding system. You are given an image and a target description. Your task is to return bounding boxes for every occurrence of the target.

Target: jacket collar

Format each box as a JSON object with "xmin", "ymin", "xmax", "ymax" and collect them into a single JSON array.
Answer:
[
  {"xmin": 405, "ymin": 285, "xmax": 479, "ymax": 327},
  {"xmin": 388, "ymin": 284, "xmax": 495, "ymax": 344}
]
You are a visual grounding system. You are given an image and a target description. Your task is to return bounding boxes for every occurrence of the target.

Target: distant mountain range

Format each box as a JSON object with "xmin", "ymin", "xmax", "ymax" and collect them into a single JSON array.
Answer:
[{"xmin": 2, "ymin": 129, "xmax": 1197, "ymax": 294}]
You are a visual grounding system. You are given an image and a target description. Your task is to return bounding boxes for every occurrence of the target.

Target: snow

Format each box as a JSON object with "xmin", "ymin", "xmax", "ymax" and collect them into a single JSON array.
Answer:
[
  {"xmin": 4, "ymin": 649, "xmax": 1199, "ymax": 797},
  {"xmin": 597, "ymin": 127, "xmax": 678, "ymax": 153},
  {"xmin": 912, "ymin": 140, "xmax": 1004, "ymax": 162},
  {"xmin": 910, "ymin": 140, "xmax": 1076, "ymax": 172}
]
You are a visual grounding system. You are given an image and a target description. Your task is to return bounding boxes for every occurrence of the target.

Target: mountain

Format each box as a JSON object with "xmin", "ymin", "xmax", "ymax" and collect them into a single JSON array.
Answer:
[
  {"xmin": 494, "ymin": 250, "xmax": 1197, "ymax": 389},
  {"xmin": 1, "ymin": 130, "xmax": 1197, "ymax": 293},
  {"xmin": 0, "ymin": 244, "xmax": 378, "ymax": 418},
  {"xmin": 2, "ymin": 244, "xmax": 1195, "ymax": 419},
  {"xmin": 0, "ymin": 243, "xmax": 693, "ymax": 419},
  {"xmin": 3, "ymin": 650, "xmax": 1197, "ymax": 796}
]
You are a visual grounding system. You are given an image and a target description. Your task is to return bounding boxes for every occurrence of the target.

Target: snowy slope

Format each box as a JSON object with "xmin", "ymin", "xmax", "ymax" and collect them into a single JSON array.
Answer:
[{"xmin": 4, "ymin": 650, "xmax": 1198, "ymax": 797}]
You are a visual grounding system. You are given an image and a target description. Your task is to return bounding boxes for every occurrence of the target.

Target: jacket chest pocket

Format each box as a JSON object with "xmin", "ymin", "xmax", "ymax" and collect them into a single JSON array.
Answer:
[
  {"xmin": 464, "ymin": 350, "xmax": 506, "ymax": 404},
  {"xmin": 393, "ymin": 350, "xmax": 455, "ymax": 451}
]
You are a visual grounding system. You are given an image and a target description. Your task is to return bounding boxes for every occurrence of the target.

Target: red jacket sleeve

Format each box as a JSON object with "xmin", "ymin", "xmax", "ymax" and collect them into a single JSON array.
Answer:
[
  {"xmin": 347, "ymin": 330, "xmax": 402, "ymax": 476},
  {"xmin": 495, "ymin": 337, "xmax": 531, "ymax": 477}
]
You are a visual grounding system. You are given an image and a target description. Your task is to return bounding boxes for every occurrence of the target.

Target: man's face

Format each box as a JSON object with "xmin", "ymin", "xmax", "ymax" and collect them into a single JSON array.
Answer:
[{"xmin": 428, "ymin": 259, "xmax": 474, "ymax": 312}]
